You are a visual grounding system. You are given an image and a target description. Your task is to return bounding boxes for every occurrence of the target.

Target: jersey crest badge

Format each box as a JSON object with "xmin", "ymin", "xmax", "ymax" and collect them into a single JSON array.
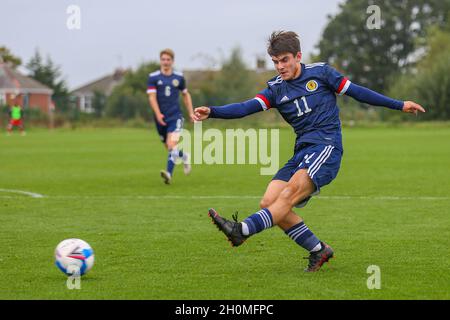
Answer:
[
  {"xmin": 306, "ymin": 80, "xmax": 318, "ymax": 92},
  {"xmin": 172, "ymin": 79, "xmax": 180, "ymax": 87}
]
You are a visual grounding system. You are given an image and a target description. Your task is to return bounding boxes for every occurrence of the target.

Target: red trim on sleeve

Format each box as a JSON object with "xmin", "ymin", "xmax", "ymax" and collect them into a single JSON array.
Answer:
[
  {"xmin": 336, "ymin": 77, "xmax": 348, "ymax": 94},
  {"xmin": 255, "ymin": 94, "xmax": 271, "ymax": 109},
  {"xmin": 148, "ymin": 86, "xmax": 156, "ymax": 90}
]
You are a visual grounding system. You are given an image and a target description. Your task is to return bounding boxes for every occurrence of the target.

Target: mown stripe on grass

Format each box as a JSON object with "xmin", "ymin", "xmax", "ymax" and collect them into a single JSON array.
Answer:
[{"xmin": 1, "ymin": 194, "xmax": 448, "ymax": 201}]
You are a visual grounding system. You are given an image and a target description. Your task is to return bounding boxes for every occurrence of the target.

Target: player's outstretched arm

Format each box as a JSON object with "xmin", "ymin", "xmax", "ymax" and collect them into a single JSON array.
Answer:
[
  {"xmin": 345, "ymin": 83, "xmax": 425, "ymax": 115},
  {"xmin": 194, "ymin": 99, "xmax": 264, "ymax": 121}
]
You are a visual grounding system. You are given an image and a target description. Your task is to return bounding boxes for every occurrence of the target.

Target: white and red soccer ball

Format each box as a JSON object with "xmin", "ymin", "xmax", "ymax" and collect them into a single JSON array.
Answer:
[{"xmin": 55, "ymin": 238, "xmax": 95, "ymax": 276}]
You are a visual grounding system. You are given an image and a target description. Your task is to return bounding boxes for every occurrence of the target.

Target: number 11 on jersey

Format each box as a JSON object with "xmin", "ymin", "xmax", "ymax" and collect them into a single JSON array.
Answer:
[{"xmin": 294, "ymin": 96, "xmax": 312, "ymax": 117}]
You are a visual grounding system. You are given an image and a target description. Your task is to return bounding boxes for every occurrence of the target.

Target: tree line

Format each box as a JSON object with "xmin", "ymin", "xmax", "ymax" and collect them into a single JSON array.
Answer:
[{"xmin": 1, "ymin": 0, "xmax": 449, "ymax": 123}]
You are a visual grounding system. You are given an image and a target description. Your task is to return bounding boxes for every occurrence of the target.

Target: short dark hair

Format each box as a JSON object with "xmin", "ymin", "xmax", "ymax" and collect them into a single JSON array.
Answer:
[{"xmin": 267, "ymin": 31, "xmax": 301, "ymax": 57}]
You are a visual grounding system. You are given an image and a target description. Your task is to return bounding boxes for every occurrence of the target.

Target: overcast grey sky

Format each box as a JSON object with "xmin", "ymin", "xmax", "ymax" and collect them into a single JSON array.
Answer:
[{"xmin": 1, "ymin": 0, "xmax": 343, "ymax": 89}]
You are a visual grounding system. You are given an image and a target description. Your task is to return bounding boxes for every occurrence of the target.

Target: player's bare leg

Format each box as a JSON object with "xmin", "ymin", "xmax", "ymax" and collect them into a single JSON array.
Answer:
[
  {"xmin": 19, "ymin": 124, "xmax": 26, "ymax": 136},
  {"xmin": 166, "ymin": 132, "xmax": 179, "ymax": 151},
  {"xmin": 259, "ymin": 180, "xmax": 303, "ymax": 230},
  {"xmin": 261, "ymin": 180, "xmax": 325, "ymax": 248},
  {"xmin": 168, "ymin": 131, "xmax": 191, "ymax": 175},
  {"xmin": 207, "ymin": 180, "xmax": 287, "ymax": 247},
  {"xmin": 7, "ymin": 124, "xmax": 12, "ymax": 136},
  {"xmin": 265, "ymin": 170, "xmax": 333, "ymax": 271},
  {"xmin": 160, "ymin": 132, "xmax": 191, "ymax": 184},
  {"xmin": 260, "ymin": 178, "xmax": 332, "ymax": 270},
  {"xmin": 209, "ymin": 169, "xmax": 334, "ymax": 271},
  {"xmin": 265, "ymin": 170, "xmax": 314, "ymax": 224}
]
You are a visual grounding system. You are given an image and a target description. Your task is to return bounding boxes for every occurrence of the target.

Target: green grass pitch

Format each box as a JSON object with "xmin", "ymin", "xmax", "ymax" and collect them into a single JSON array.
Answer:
[{"xmin": 0, "ymin": 125, "xmax": 449, "ymax": 299}]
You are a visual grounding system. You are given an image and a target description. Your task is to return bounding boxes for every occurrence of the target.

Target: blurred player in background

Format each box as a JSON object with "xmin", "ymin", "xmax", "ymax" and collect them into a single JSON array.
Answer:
[
  {"xmin": 7, "ymin": 94, "xmax": 26, "ymax": 136},
  {"xmin": 194, "ymin": 31, "xmax": 425, "ymax": 272},
  {"xmin": 147, "ymin": 49, "xmax": 195, "ymax": 184}
]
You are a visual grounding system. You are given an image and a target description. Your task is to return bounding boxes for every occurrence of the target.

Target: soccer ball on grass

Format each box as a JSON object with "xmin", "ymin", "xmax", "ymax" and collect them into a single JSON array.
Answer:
[{"xmin": 55, "ymin": 238, "xmax": 94, "ymax": 276}]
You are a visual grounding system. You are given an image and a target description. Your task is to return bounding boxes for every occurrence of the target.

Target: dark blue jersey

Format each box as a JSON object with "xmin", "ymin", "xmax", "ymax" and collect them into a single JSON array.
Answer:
[
  {"xmin": 256, "ymin": 63, "xmax": 350, "ymax": 152},
  {"xmin": 147, "ymin": 70, "xmax": 187, "ymax": 121},
  {"xmin": 209, "ymin": 62, "xmax": 404, "ymax": 152}
]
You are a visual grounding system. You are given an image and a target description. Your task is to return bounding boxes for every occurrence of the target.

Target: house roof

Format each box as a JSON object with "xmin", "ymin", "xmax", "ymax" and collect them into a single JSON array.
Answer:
[
  {"xmin": 70, "ymin": 69, "xmax": 127, "ymax": 96},
  {"xmin": 0, "ymin": 62, "xmax": 53, "ymax": 95}
]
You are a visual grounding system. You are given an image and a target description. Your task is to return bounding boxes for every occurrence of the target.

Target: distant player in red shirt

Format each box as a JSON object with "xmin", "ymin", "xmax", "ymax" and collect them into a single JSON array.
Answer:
[{"xmin": 7, "ymin": 95, "xmax": 25, "ymax": 136}]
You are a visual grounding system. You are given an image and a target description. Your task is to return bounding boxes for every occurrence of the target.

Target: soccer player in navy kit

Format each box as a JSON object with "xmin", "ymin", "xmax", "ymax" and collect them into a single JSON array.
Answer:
[
  {"xmin": 194, "ymin": 31, "xmax": 425, "ymax": 272},
  {"xmin": 147, "ymin": 49, "xmax": 195, "ymax": 184}
]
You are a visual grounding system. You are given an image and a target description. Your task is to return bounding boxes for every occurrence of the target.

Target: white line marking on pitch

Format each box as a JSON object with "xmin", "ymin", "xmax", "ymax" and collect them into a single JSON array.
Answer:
[
  {"xmin": 0, "ymin": 192, "xmax": 448, "ymax": 201},
  {"xmin": 46, "ymin": 195, "xmax": 450, "ymax": 200},
  {"xmin": 0, "ymin": 189, "xmax": 45, "ymax": 198}
]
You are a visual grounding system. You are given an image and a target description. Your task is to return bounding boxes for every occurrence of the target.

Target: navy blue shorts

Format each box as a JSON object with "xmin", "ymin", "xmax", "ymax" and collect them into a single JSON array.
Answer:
[
  {"xmin": 272, "ymin": 143, "xmax": 342, "ymax": 208},
  {"xmin": 154, "ymin": 117, "xmax": 184, "ymax": 143}
]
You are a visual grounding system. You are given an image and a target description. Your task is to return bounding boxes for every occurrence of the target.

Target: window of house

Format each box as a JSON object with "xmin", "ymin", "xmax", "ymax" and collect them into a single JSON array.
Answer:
[{"xmin": 84, "ymin": 95, "xmax": 92, "ymax": 112}]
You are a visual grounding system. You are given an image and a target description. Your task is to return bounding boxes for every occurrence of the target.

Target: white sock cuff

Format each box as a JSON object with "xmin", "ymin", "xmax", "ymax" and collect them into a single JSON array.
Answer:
[
  {"xmin": 310, "ymin": 242, "xmax": 322, "ymax": 252},
  {"xmin": 241, "ymin": 222, "xmax": 250, "ymax": 236}
]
